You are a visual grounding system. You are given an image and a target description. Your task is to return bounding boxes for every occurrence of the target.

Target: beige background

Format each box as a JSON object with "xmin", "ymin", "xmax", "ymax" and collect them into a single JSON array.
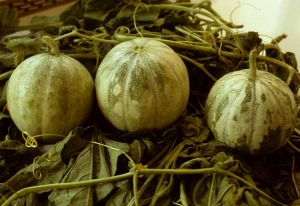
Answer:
[{"xmin": 208, "ymin": 0, "xmax": 300, "ymax": 66}]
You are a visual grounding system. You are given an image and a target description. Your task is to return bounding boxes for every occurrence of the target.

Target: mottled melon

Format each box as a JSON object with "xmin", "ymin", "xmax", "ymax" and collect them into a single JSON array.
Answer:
[
  {"xmin": 205, "ymin": 49, "xmax": 297, "ymax": 156},
  {"xmin": 95, "ymin": 38, "xmax": 190, "ymax": 132},
  {"xmin": 7, "ymin": 36, "xmax": 94, "ymax": 140}
]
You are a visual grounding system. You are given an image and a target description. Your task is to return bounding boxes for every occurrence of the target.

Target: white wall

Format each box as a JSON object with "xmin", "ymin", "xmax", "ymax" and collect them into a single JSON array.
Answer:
[{"xmin": 195, "ymin": 0, "xmax": 300, "ymax": 68}]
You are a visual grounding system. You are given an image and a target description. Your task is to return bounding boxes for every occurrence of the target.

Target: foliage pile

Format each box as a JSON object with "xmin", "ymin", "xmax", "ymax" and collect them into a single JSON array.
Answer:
[{"xmin": 0, "ymin": 0, "xmax": 300, "ymax": 205}]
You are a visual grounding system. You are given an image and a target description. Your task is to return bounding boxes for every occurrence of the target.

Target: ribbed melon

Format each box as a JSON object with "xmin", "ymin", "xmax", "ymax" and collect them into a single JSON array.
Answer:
[
  {"xmin": 95, "ymin": 38, "xmax": 190, "ymax": 132},
  {"xmin": 7, "ymin": 36, "xmax": 94, "ymax": 139},
  {"xmin": 205, "ymin": 49, "xmax": 297, "ymax": 156}
]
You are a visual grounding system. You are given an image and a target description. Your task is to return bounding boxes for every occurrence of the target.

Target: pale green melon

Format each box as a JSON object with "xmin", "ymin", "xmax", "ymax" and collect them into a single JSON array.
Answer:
[
  {"xmin": 7, "ymin": 36, "xmax": 94, "ymax": 139},
  {"xmin": 205, "ymin": 50, "xmax": 297, "ymax": 156},
  {"xmin": 95, "ymin": 38, "xmax": 190, "ymax": 132}
]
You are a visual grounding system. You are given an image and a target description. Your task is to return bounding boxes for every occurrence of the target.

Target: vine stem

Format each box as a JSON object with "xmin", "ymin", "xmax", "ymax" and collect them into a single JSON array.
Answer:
[
  {"xmin": 114, "ymin": 33, "xmax": 298, "ymax": 85},
  {"xmin": 137, "ymin": 168, "xmax": 287, "ymax": 206},
  {"xmin": 1, "ymin": 173, "xmax": 134, "ymax": 206},
  {"xmin": 287, "ymin": 140, "xmax": 300, "ymax": 153},
  {"xmin": 52, "ymin": 28, "xmax": 298, "ymax": 86},
  {"xmin": 127, "ymin": 142, "xmax": 185, "ymax": 206},
  {"xmin": 54, "ymin": 30, "xmax": 119, "ymax": 44},
  {"xmin": 208, "ymin": 173, "xmax": 216, "ymax": 205},
  {"xmin": 257, "ymin": 55, "xmax": 296, "ymax": 86},
  {"xmin": 179, "ymin": 180, "xmax": 189, "ymax": 206},
  {"xmin": 177, "ymin": 53, "xmax": 217, "ymax": 82},
  {"xmin": 0, "ymin": 70, "xmax": 14, "ymax": 81},
  {"xmin": 1, "ymin": 167, "xmax": 286, "ymax": 206},
  {"xmin": 147, "ymin": 4, "xmax": 245, "ymax": 64},
  {"xmin": 175, "ymin": 26, "xmax": 211, "ymax": 45}
]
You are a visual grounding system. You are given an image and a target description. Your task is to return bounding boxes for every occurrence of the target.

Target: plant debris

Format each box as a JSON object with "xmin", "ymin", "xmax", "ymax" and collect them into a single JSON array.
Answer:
[{"xmin": 0, "ymin": 0, "xmax": 300, "ymax": 206}]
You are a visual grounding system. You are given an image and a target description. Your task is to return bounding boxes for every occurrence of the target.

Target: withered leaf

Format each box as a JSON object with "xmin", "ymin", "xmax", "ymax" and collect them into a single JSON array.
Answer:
[
  {"xmin": 5, "ymin": 38, "xmax": 42, "ymax": 66},
  {"xmin": 48, "ymin": 142, "xmax": 93, "ymax": 206},
  {"xmin": 59, "ymin": 1, "xmax": 84, "ymax": 22},
  {"xmin": 93, "ymin": 134, "xmax": 130, "ymax": 202},
  {"xmin": 0, "ymin": 43, "xmax": 15, "ymax": 67},
  {"xmin": 0, "ymin": 140, "xmax": 43, "ymax": 182},
  {"xmin": 106, "ymin": 5, "xmax": 160, "ymax": 30},
  {"xmin": 25, "ymin": 193, "xmax": 40, "ymax": 206},
  {"xmin": 6, "ymin": 38, "xmax": 42, "ymax": 55},
  {"xmin": 0, "ymin": 6, "xmax": 19, "ymax": 38},
  {"xmin": 176, "ymin": 115, "xmax": 209, "ymax": 143},
  {"xmin": 184, "ymin": 152, "xmax": 272, "ymax": 206},
  {"xmin": 105, "ymin": 179, "xmax": 133, "ymax": 206},
  {"xmin": 0, "ymin": 127, "xmax": 90, "ymax": 197},
  {"xmin": 179, "ymin": 157, "xmax": 210, "ymax": 169},
  {"xmin": 162, "ymin": 11, "xmax": 190, "ymax": 27},
  {"xmin": 82, "ymin": 0, "xmax": 115, "ymax": 30},
  {"xmin": 0, "ymin": 52, "xmax": 16, "ymax": 67},
  {"xmin": 240, "ymin": 31, "xmax": 262, "ymax": 52},
  {"xmin": 128, "ymin": 139, "xmax": 147, "ymax": 163}
]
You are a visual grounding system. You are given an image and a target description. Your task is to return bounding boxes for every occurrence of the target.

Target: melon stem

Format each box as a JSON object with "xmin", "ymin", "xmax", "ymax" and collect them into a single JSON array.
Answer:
[
  {"xmin": 248, "ymin": 49, "xmax": 257, "ymax": 80},
  {"xmin": 42, "ymin": 35, "xmax": 60, "ymax": 56}
]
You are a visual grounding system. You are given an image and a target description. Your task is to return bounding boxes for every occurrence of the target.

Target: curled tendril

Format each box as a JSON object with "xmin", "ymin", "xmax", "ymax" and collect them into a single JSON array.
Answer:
[
  {"xmin": 22, "ymin": 131, "xmax": 66, "ymax": 148},
  {"xmin": 22, "ymin": 132, "xmax": 38, "ymax": 148},
  {"xmin": 133, "ymin": 3, "xmax": 149, "ymax": 38},
  {"xmin": 32, "ymin": 156, "xmax": 52, "ymax": 179},
  {"xmin": 32, "ymin": 157, "xmax": 43, "ymax": 179},
  {"xmin": 113, "ymin": 26, "xmax": 131, "ymax": 39},
  {"xmin": 31, "ymin": 141, "xmax": 57, "ymax": 179},
  {"xmin": 229, "ymin": 3, "xmax": 261, "ymax": 31}
]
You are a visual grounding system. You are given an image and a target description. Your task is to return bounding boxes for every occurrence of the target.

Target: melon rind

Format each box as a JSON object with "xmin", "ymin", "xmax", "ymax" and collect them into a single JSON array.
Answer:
[
  {"xmin": 205, "ymin": 69, "xmax": 297, "ymax": 156},
  {"xmin": 95, "ymin": 38, "xmax": 190, "ymax": 132},
  {"xmin": 7, "ymin": 53, "xmax": 94, "ymax": 138}
]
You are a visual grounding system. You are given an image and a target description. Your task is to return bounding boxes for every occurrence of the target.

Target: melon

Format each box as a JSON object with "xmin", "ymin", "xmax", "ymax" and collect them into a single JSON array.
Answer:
[
  {"xmin": 205, "ymin": 49, "xmax": 297, "ymax": 156},
  {"xmin": 7, "ymin": 36, "xmax": 94, "ymax": 140},
  {"xmin": 95, "ymin": 38, "xmax": 190, "ymax": 132}
]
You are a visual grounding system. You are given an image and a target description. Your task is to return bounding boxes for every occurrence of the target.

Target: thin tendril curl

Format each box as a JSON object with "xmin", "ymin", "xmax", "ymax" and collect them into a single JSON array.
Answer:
[{"xmin": 133, "ymin": 3, "xmax": 149, "ymax": 38}]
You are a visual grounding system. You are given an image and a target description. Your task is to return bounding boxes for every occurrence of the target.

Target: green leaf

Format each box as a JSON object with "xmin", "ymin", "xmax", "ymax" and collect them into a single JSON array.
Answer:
[
  {"xmin": 93, "ymin": 134, "xmax": 130, "ymax": 202},
  {"xmin": 0, "ymin": 52, "xmax": 16, "ymax": 67},
  {"xmin": 0, "ymin": 127, "xmax": 90, "ymax": 197},
  {"xmin": 200, "ymin": 139, "xmax": 234, "ymax": 157},
  {"xmin": 176, "ymin": 115, "xmax": 209, "ymax": 144},
  {"xmin": 0, "ymin": 140, "xmax": 43, "ymax": 182},
  {"xmin": 6, "ymin": 38, "xmax": 42, "ymax": 55},
  {"xmin": 215, "ymin": 177, "xmax": 244, "ymax": 205},
  {"xmin": 106, "ymin": 5, "xmax": 160, "ymax": 30},
  {"xmin": 244, "ymin": 190, "xmax": 272, "ymax": 206},
  {"xmin": 180, "ymin": 151, "xmax": 274, "ymax": 206},
  {"xmin": 25, "ymin": 193, "xmax": 40, "ymax": 206},
  {"xmin": 0, "ymin": 43, "xmax": 15, "ymax": 67},
  {"xmin": 179, "ymin": 157, "xmax": 210, "ymax": 169},
  {"xmin": 128, "ymin": 139, "xmax": 147, "ymax": 163},
  {"xmin": 82, "ymin": 0, "xmax": 116, "ymax": 30},
  {"xmin": 59, "ymin": 1, "xmax": 84, "ymax": 21},
  {"xmin": 106, "ymin": 179, "xmax": 133, "ymax": 206},
  {"xmin": 48, "ymin": 142, "xmax": 94, "ymax": 206},
  {"xmin": 5, "ymin": 38, "xmax": 42, "ymax": 66},
  {"xmin": 0, "ymin": 6, "xmax": 19, "ymax": 38}
]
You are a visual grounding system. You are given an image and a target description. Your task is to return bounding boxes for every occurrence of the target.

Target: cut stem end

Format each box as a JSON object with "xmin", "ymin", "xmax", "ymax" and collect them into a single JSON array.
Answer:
[
  {"xmin": 42, "ymin": 35, "xmax": 60, "ymax": 56},
  {"xmin": 248, "ymin": 49, "xmax": 258, "ymax": 80}
]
